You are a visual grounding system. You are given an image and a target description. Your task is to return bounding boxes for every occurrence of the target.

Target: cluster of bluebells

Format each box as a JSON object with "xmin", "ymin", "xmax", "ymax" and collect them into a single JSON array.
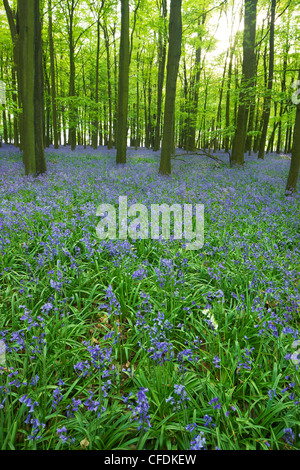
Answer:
[
  {"xmin": 177, "ymin": 348, "xmax": 195, "ymax": 374},
  {"xmin": 102, "ymin": 285, "xmax": 121, "ymax": 315},
  {"xmin": 52, "ymin": 379, "xmax": 65, "ymax": 410},
  {"xmin": 154, "ymin": 258, "xmax": 184, "ymax": 288},
  {"xmin": 74, "ymin": 339, "xmax": 117, "ymax": 399},
  {"xmin": 27, "ymin": 418, "xmax": 46, "ymax": 441},
  {"xmin": 209, "ymin": 397, "xmax": 221, "ymax": 410},
  {"xmin": 122, "ymin": 387, "xmax": 151, "ymax": 432},
  {"xmin": 204, "ymin": 414, "xmax": 215, "ymax": 428},
  {"xmin": 56, "ymin": 426, "xmax": 75, "ymax": 445},
  {"xmin": 136, "ymin": 297, "xmax": 174, "ymax": 366},
  {"xmin": 283, "ymin": 428, "xmax": 295, "ymax": 446},
  {"xmin": 213, "ymin": 355, "xmax": 221, "ymax": 369},
  {"xmin": 19, "ymin": 394, "xmax": 46, "ymax": 441},
  {"xmin": 132, "ymin": 266, "xmax": 148, "ymax": 280},
  {"xmin": 280, "ymin": 375, "xmax": 299, "ymax": 404},
  {"xmin": 14, "ymin": 305, "xmax": 47, "ymax": 359},
  {"xmin": 186, "ymin": 423, "xmax": 206, "ymax": 450},
  {"xmin": 166, "ymin": 384, "xmax": 190, "ymax": 411},
  {"xmin": 236, "ymin": 347, "xmax": 255, "ymax": 373},
  {"xmin": 84, "ymin": 390, "xmax": 106, "ymax": 418},
  {"xmin": 66, "ymin": 397, "xmax": 82, "ymax": 419}
]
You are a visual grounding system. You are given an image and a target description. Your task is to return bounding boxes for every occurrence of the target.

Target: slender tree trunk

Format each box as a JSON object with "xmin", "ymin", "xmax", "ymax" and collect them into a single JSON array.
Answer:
[
  {"xmin": 43, "ymin": 51, "xmax": 51, "ymax": 147},
  {"xmin": 214, "ymin": 49, "xmax": 228, "ymax": 152},
  {"xmin": 17, "ymin": 0, "xmax": 46, "ymax": 175},
  {"xmin": 258, "ymin": 0, "xmax": 276, "ymax": 159},
  {"xmin": 48, "ymin": 0, "xmax": 59, "ymax": 149},
  {"xmin": 112, "ymin": 24, "xmax": 118, "ymax": 147},
  {"xmin": 3, "ymin": 0, "xmax": 23, "ymax": 150},
  {"xmin": 2, "ymin": 109, "xmax": 8, "ymax": 144},
  {"xmin": 92, "ymin": 15, "xmax": 100, "ymax": 149},
  {"xmin": 185, "ymin": 15, "xmax": 206, "ymax": 152},
  {"xmin": 68, "ymin": 2, "xmax": 77, "ymax": 151},
  {"xmin": 116, "ymin": 0, "xmax": 130, "ymax": 164},
  {"xmin": 136, "ymin": 50, "xmax": 140, "ymax": 149},
  {"xmin": 102, "ymin": 21, "xmax": 113, "ymax": 149},
  {"xmin": 153, "ymin": 0, "xmax": 167, "ymax": 151},
  {"xmin": 8, "ymin": 105, "xmax": 12, "ymax": 143},
  {"xmin": 159, "ymin": 0, "xmax": 182, "ymax": 175},
  {"xmin": 231, "ymin": 0, "xmax": 257, "ymax": 166},
  {"xmin": 225, "ymin": 47, "xmax": 234, "ymax": 153},
  {"xmin": 286, "ymin": 70, "xmax": 300, "ymax": 193},
  {"xmin": 276, "ymin": 41, "xmax": 288, "ymax": 154},
  {"xmin": 11, "ymin": 65, "xmax": 18, "ymax": 147}
]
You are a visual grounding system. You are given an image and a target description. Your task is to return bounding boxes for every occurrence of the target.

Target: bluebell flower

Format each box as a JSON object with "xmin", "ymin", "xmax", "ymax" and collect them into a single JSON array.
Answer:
[{"xmin": 190, "ymin": 432, "xmax": 206, "ymax": 450}]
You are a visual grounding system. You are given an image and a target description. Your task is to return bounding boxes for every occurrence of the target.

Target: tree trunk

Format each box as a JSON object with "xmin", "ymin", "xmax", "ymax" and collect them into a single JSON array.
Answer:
[
  {"xmin": 68, "ymin": 1, "xmax": 77, "ymax": 151},
  {"xmin": 286, "ymin": 70, "xmax": 300, "ymax": 193},
  {"xmin": 159, "ymin": 0, "xmax": 182, "ymax": 175},
  {"xmin": 258, "ymin": 0, "xmax": 276, "ymax": 159},
  {"xmin": 153, "ymin": 0, "xmax": 167, "ymax": 151},
  {"xmin": 92, "ymin": 16, "xmax": 100, "ymax": 149},
  {"xmin": 102, "ymin": 21, "xmax": 113, "ymax": 149},
  {"xmin": 17, "ymin": 0, "xmax": 46, "ymax": 176},
  {"xmin": 231, "ymin": 0, "xmax": 257, "ymax": 166},
  {"xmin": 276, "ymin": 39, "xmax": 289, "ymax": 154},
  {"xmin": 116, "ymin": 0, "xmax": 130, "ymax": 164},
  {"xmin": 3, "ymin": 0, "xmax": 23, "ymax": 150},
  {"xmin": 225, "ymin": 47, "xmax": 234, "ymax": 153},
  {"xmin": 185, "ymin": 15, "xmax": 206, "ymax": 152},
  {"xmin": 48, "ymin": 0, "xmax": 59, "ymax": 149}
]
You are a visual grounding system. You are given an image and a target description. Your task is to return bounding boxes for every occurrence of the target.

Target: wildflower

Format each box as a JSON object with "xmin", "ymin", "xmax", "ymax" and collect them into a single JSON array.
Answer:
[
  {"xmin": 204, "ymin": 414, "xmax": 215, "ymax": 428},
  {"xmin": 166, "ymin": 384, "xmax": 190, "ymax": 411},
  {"xmin": 209, "ymin": 397, "xmax": 221, "ymax": 409},
  {"xmin": 41, "ymin": 302, "xmax": 53, "ymax": 313},
  {"xmin": 190, "ymin": 432, "xmax": 206, "ymax": 450},
  {"xmin": 213, "ymin": 355, "xmax": 221, "ymax": 368},
  {"xmin": 125, "ymin": 387, "xmax": 151, "ymax": 432},
  {"xmin": 186, "ymin": 423, "xmax": 198, "ymax": 432},
  {"xmin": 283, "ymin": 428, "xmax": 295, "ymax": 445}
]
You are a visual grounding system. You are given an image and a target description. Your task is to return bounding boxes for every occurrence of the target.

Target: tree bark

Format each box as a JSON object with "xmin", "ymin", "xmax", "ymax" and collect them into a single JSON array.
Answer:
[
  {"xmin": 48, "ymin": 0, "xmax": 59, "ymax": 149},
  {"xmin": 185, "ymin": 14, "xmax": 206, "ymax": 152},
  {"xmin": 68, "ymin": 2, "xmax": 77, "ymax": 151},
  {"xmin": 286, "ymin": 69, "xmax": 300, "ymax": 193},
  {"xmin": 3, "ymin": 0, "xmax": 22, "ymax": 149},
  {"xmin": 17, "ymin": 0, "xmax": 46, "ymax": 176},
  {"xmin": 116, "ymin": 0, "xmax": 130, "ymax": 164},
  {"xmin": 153, "ymin": 0, "xmax": 167, "ymax": 151},
  {"xmin": 92, "ymin": 15, "xmax": 100, "ymax": 149},
  {"xmin": 258, "ymin": 0, "xmax": 276, "ymax": 159},
  {"xmin": 231, "ymin": 0, "xmax": 257, "ymax": 166},
  {"xmin": 159, "ymin": 0, "xmax": 182, "ymax": 175},
  {"xmin": 104, "ymin": 23, "xmax": 113, "ymax": 149}
]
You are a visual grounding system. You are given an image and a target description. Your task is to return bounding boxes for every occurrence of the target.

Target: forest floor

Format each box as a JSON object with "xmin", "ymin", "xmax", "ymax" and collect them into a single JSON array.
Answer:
[{"xmin": 0, "ymin": 144, "xmax": 299, "ymax": 450}]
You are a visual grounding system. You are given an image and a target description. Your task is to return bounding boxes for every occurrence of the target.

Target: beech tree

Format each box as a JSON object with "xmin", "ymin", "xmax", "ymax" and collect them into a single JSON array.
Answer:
[
  {"xmin": 17, "ymin": 0, "xmax": 46, "ymax": 175},
  {"xmin": 159, "ymin": 0, "xmax": 182, "ymax": 175},
  {"xmin": 3, "ymin": 0, "xmax": 21, "ymax": 148},
  {"xmin": 48, "ymin": 0, "xmax": 59, "ymax": 149},
  {"xmin": 116, "ymin": 0, "xmax": 130, "ymax": 164},
  {"xmin": 286, "ymin": 69, "xmax": 300, "ymax": 194},
  {"xmin": 231, "ymin": 0, "xmax": 257, "ymax": 166},
  {"xmin": 258, "ymin": 0, "xmax": 276, "ymax": 160},
  {"xmin": 153, "ymin": 0, "xmax": 167, "ymax": 152}
]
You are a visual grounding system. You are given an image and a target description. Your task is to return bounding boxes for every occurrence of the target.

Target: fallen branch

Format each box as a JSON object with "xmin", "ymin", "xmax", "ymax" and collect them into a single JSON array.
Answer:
[{"xmin": 171, "ymin": 150, "xmax": 226, "ymax": 164}]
